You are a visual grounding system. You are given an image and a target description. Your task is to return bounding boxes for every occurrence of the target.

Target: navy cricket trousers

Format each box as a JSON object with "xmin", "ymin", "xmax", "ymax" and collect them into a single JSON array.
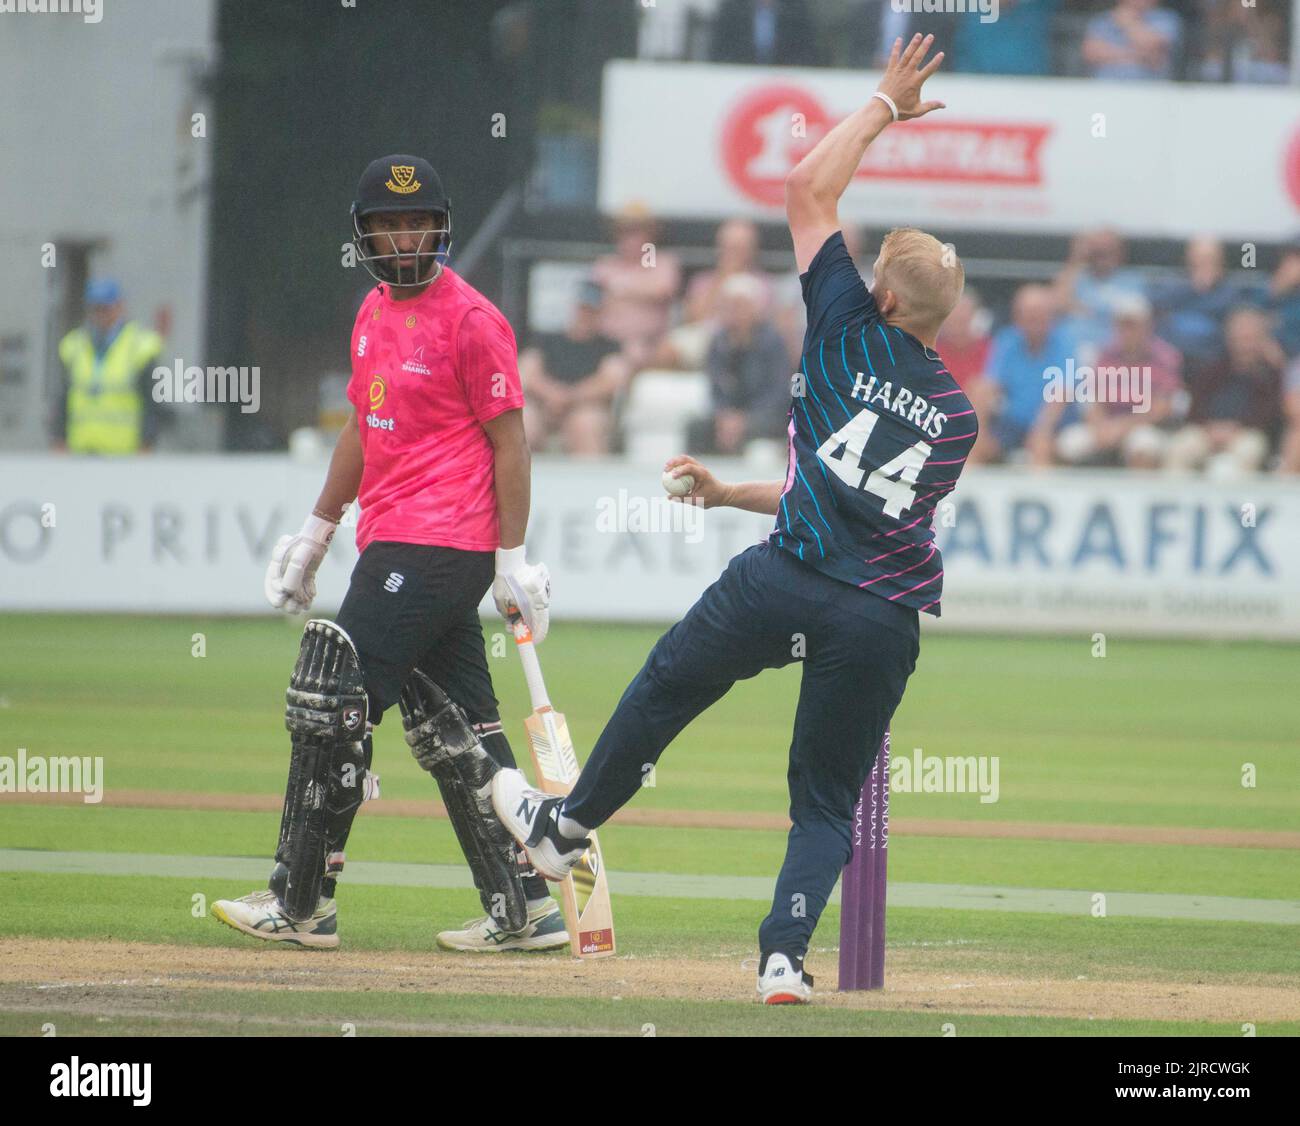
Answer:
[{"xmin": 565, "ymin": 541, "xmax": 920, "ymax": 957}]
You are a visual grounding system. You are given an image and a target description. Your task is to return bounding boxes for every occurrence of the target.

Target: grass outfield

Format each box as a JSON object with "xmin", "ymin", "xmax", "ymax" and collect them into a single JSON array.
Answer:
[
  {"xmin": 3, "ymin": 615, "xmax": 1298, "ymax": 827},
  {"xmin": 1, "ymin": 614, "xmax": 1298, "ymax": 1036},
  {"xmin": 4, "ymin": 807, "xmax": 1298, "ymax": 899}
]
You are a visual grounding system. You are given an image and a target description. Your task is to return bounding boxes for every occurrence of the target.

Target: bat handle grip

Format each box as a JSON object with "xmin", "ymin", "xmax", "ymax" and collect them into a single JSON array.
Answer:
[{"xmin": 512, "ymin": 619, "xmax": 553, "ymax": 712}]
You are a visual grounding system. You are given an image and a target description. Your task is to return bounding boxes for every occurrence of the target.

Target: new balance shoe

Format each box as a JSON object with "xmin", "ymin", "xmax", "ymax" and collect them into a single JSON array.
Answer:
[
  {"xmin": 490, "ymin": 769, "xmax": 589, "ymax": 881},
  {"xmin": 435, "ymin": 899, "xmax": 569, "ymax": 952},
  {"xmin": 757, "ymin": 951, "xmax": 813, "ymax": 1004},
  {"xmin": 212, "ymin": 889, "xmax": 339, "ymax": 949}
]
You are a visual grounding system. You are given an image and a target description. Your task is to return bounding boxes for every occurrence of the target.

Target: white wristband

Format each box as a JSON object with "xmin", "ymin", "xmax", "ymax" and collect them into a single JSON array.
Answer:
[
  {"xmin": 301, "ymin": 513, "xmax": 337, "ymax": 547},
  {"xmin": 496, "ymin": 545, "xmax": 526, "ymax": 572},
  {"xmin": 872, "ymin": 91, "xmax": 899, "ymax": 122}
]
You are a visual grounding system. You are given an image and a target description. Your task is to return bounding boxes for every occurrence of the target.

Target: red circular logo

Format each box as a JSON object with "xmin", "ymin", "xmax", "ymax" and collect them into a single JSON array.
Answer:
[
  {"xmin": 1284, "ymin": 124, "xmax": 1300, "ymax": 212},
  {"xmin": 721, "ymin": 85, "xmax": 831, "ymax": 208}
]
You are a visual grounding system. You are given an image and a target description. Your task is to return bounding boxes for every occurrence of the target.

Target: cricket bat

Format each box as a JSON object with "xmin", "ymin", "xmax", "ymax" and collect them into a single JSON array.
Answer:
[{"xmin": 512, "ymin": 621, "xmax": 616, "ymax": 958}]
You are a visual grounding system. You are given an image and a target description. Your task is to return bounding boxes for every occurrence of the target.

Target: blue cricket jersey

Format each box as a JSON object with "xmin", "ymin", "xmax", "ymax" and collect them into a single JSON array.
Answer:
[{"xmin": 772, "ymin": 231, "xmax": 979, "ymax": 616}]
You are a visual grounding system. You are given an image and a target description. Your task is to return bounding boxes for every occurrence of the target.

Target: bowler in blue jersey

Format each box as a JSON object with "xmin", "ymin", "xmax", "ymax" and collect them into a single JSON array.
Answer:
[{"xmin": 492, "ymin": 34, "xmax": 972, "ymax": 1005}]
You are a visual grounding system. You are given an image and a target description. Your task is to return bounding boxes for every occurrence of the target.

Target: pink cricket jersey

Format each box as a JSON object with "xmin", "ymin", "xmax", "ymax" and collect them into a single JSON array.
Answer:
[{"xmin": 346, "ymin": 269, "xmax": 524, "ymax": 553}]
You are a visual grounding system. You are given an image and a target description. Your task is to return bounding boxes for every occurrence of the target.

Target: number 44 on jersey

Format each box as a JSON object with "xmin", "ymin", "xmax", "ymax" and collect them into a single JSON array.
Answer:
[{"xmin": 817, "ymin": 409, "xmax": 932, "ymax": 519}]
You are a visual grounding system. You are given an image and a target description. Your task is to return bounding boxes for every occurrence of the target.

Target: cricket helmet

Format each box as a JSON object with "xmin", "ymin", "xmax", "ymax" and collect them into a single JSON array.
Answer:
[{"xmin": 350, "ymin": 154, "xmax": 452, "ymax": 286}]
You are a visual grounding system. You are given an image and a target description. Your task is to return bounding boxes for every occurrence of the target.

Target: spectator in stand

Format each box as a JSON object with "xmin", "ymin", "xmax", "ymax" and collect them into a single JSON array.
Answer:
[
  {"xmin": 1149, "ymin": 237, "xmax": 1240, "ymax": 379},
  {"xmin": 1052, "ymin": 229, "xmax": 1146, "ymax": 360},
  {"xmin": 1280, "ymin": 356, "xmax": 1300, "ymax": 474},
  {"xmin": 984, "ymin": 284, "xmax": 1078, "ymax": 463},
  {"xmin": 591, "ymin": 202, "xmax": 682, "ymax": 370},
  {"xmin": 636, "ymin": 0, "xmax": 697, "ymax": 59},
  {"xmin": 1198, "ymin": 2, "xmax": 1290, "ymax": 84},
  {"xmin": 937, "ymin": 288, "xmax": 997, "ymax": 463},
  {"xmin": 1083, "ymin": 0, "xmax": 1184, "ymax": 80},
  {"xmin": 684, "ymin": 218, "xmax": 770, "ymax": 324},
  {"xmin": 519, "ymin": 280, "xmax": 630, "ymax": 457},
  {"xmin": 654, "ymin": 218, "xmax": 773, "ymax": 373},
  {"xmin": 1051, "ymin": 295, "xmax": 1185, "ymax": 469},
  {"xmin": 953, "ymin": 0, "xmax": 1059, "ymax": 76},
  {"xmin": 845, "ymin": 0, "xmax": 916, "ymax": 69},
  {"xmin": 691, "ymin": 273, "xmax": 792, "ymax": 455},
  {"xmin": 710, "ymin": 0, "xmax": 820, "ymax": 67},
  {"xmin": 937, "ymin": 288, "xmax": 992, "ymax": 391},
  {"xmin": 1248, "ymin": 238, "xmax": 1300, "ymax": 357},
  {"xmin": 52, "ymin": 278, "xmax": 165, "ymax": 456},
  {"xmin": 1165, "ymin": 306, "xmax": 1283, "ymax": 477}
]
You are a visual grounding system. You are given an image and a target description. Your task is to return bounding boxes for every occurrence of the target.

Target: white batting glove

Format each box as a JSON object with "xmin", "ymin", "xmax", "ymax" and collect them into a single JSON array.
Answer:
[
  {"xmin": 493, "ymin": 545, "xmax": 551, "ymax": 642},
  {"xmin": 264, "ymin": 514, "xmax": 337, "ymax": 614}
]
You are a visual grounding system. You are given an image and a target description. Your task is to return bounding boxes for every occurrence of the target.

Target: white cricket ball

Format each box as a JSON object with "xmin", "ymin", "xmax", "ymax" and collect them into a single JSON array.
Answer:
[{"xmin": 662, "ymin": 470, "xmax": 695, "ymax": 497}]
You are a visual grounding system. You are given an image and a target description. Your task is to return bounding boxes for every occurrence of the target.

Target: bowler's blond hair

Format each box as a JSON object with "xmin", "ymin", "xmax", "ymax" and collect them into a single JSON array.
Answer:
[{"xmin": 875, "ymin": 228, "xmax": 964, "ymax": 334}]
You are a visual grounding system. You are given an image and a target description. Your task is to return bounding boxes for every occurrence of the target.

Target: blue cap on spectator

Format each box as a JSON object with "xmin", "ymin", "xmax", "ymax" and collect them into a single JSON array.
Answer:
[
  {"xmin": 577, "ymin": 279, "xmax": 603, "ymax": 308},
  {"xmin": 85, "ymin": 278, "xmax": 122, "ymax": 306}
]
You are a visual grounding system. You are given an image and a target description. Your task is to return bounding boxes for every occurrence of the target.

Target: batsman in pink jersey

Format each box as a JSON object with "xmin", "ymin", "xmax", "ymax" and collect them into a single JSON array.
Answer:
[{"xmin": 213, "ymin": 155, "xmax": 569, "ymax": 954}]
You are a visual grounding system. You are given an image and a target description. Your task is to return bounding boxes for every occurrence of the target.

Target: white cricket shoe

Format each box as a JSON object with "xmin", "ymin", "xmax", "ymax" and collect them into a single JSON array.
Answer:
[
  {"xmin": 757, "ymin": 952, "xmax": 814, "ymax": 1005},
  {"xmin": 436, "ymin": 899, "xmax": 569, "ymax": 953},
  {"xmin": 212, "ymin": 889, "xmax": 339, "ymax": 949},
  {"xmin": 490, "ymin": 769, "xmax": 589, "ymax": 882}
]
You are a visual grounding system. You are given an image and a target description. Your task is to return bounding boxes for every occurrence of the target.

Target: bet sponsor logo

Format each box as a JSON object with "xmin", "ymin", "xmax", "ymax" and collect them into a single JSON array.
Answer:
[
  {"xmin": 579, "ymin": 929, "xmax": 614, "ymax": 956},
  {"xmin": 365, "ymin": 374, "xmax": 394, "ymax": 429}
]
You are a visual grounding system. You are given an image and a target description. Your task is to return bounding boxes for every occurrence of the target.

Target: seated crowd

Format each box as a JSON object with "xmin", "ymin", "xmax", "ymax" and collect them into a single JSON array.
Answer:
[
  {"xmin": 641, "ymin": 0, "xmax": 1294, "ymax": 85},
  {"xmin": 964, "ymin": 230, "xmax": 1300, "ymax": 477},
  {"xmin": 520, "ymin": 207, "xmax": 1300, "ymax": 478}
]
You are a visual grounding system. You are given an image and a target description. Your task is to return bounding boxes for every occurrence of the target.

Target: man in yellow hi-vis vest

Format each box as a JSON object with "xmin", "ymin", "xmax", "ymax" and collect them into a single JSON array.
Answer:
[{"xmin": 52, "ymin": 278, "xmax": 164, "ymax": 455}]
